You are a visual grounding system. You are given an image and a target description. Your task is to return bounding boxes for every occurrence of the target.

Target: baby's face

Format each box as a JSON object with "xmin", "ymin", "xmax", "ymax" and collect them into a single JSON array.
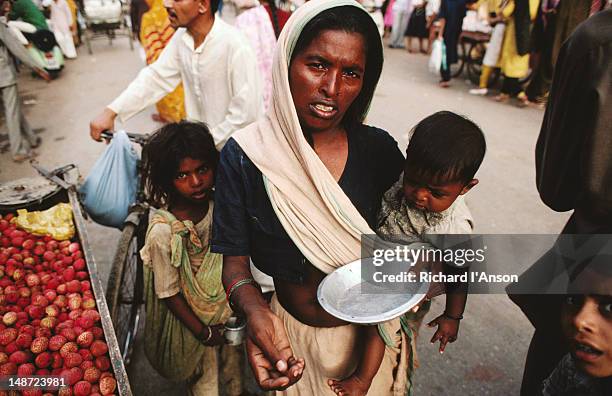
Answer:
[
  {"xmin": 562, "ymin": 295, "xmax": 612, "ymax": 378},
  {"xmin": 402, "ymin": 170, "xmax": 475, "ymax": 213}
]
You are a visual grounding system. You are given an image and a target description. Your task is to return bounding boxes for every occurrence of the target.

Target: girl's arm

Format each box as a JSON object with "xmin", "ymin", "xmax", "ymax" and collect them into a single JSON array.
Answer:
[{"xmin": 162, "ymin": 293, "xmax": 225, "ymax": 346}]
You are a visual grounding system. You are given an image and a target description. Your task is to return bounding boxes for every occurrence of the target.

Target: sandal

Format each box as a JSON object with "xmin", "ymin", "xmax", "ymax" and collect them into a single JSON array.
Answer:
[
  {"xmin": 439, "ymin": 81, "xmax": 451, "ymax": 88},
  {"xmin": 493, "ymin": 93, "xmax": 510, "ymax": 102}
]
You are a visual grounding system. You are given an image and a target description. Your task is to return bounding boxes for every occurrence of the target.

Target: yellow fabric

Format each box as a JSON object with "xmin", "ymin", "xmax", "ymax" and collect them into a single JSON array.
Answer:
[
  {"xmin": 15, "ymin": 203, "xmax": 75, "ymax": 241},
  {"xmin": 139, "ymin": 0, "xmax": 186, "ymax": 122},
  {"xmin": 479, "ymin": 65, "xmax": 493, "ymax": 88},
  {"xmin": 270, "ymin": 294, "xmax": 400, "ymax": 396},
  {"xmin": 499, "ymin": 0, "xmax": 539, "ymax": 78}
]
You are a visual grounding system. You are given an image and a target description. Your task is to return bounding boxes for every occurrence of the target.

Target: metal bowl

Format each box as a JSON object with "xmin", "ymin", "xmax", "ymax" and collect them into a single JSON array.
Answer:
[{"xmin": 317, "ymin": 259, "xmax": 429, "ymax": 324}]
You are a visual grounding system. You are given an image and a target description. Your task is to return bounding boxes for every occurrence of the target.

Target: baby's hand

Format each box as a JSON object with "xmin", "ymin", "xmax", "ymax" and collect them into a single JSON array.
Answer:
[{"xmin": 427, "ymin": 314, "xmax": 460, "ymax": 354}]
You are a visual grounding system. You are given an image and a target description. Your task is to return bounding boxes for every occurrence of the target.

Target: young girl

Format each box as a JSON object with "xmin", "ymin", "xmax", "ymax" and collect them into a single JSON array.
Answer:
[{"xmin": 140, "ymin": 121, "xmax": 243, "ymax": 395}]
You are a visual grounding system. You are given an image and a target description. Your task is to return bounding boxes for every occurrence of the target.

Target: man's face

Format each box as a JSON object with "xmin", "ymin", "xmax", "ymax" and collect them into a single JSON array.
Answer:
[
  {"xmin": 1, "ymin": 1, "xmax": 12, "ymax": 17},
  {"xmin": 163, "ymin": 0, "xmax": 206, "ymax": 29}
]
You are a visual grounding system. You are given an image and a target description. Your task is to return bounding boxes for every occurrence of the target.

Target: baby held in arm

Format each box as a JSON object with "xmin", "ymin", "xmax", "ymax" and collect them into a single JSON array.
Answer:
[{"xmin": 329, "ymin": 111, "xmax": 486, "ymax": 395}]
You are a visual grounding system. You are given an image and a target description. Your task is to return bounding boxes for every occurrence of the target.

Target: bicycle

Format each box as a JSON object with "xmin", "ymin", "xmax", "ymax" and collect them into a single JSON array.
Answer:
[{"xmin": 101, "ymin": 130, "xmax": 149, "ymax": 367}]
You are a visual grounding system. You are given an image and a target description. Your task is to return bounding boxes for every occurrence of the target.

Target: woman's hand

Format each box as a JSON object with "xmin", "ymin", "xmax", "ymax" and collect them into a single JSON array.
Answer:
[
  {"xmin": 427, "ymin": 314, "xmax": 460, "ymax": 353},
  {"xmin": 246, "ymin": 307, "xmax": 305, "ymax": 390}
]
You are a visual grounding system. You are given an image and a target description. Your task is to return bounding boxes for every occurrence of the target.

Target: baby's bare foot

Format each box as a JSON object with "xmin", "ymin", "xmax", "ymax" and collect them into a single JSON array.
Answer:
[{"xmin": 327, "ymin": 376, "xmax": 370, "ymax": 396}]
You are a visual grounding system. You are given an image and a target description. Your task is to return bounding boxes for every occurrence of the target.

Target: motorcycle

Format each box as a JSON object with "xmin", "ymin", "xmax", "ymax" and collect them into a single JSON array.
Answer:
[{"xmin": 26, "ymin": 29, "xmax": 64, "ymax": 78}]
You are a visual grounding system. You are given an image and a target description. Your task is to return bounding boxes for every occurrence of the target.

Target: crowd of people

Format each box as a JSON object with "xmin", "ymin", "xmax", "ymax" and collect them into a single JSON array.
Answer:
[
  {"xmin": 1, "ymin": 0, "xmax": 611, "ymax": 393},
  {"xmin": 384, "ymin": 0, "xmax": 610, "ymax": 107}
]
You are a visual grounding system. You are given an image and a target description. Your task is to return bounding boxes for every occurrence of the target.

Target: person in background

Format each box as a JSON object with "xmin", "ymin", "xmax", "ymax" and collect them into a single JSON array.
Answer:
[
  {"xmin": 425, "ymin": 0, "xmax": 439, "ymax": 53},
  {"xmin": 383, "ymin": 0, "xmax": 395, "ymax": 37},
  {"xmin": 389, "ymin": 0, "xmax": 412, "ymax": 48},
  {"xmin": 89, "ymin": 0, "xmax": 263, "ymax": 150},
  {"xmin": 233, "ymin": 0, "xmax": 276, "ymax": 111},
  {"xmin": 525, "ymin": 0, "xmax": 604, "ymax": 107},
  {"xmin": 262, "ymin": 0, "xmax": 290, "ymax": 37},
  {"xmin": 42, "ymin": 0, "xmax": 76, "ymax": 58},
  {"xmin": 0, "ymin": 4, "xmax": 50, "ymax": 163},
  {"xmin": 139, "ymin": 0, "xmax": 186, "ymax": 123},
  {"xmin": 511, "ymin": 9, "xmax": 612, "ymax": 396},
  {"xmin": 130, "ymin": 0, "xmax": 149, "ymax": 41},
  {"xmin": 493, "ymin": 0, "xmax": 539, "ymax": 106},
  {"xmin": 437, "ymin": 0, "xmax": 467, "ymax": 87},
  {"xmin": 405, "ymin": 0, "xmax": 428, "ymax": 53},
  {"xmin": 468, "ymin": 0, "xmax": 506, "ymax": 96},
  {"xmin": 9, "ymin": 0, "xmax": 48, "ymax": 31}
]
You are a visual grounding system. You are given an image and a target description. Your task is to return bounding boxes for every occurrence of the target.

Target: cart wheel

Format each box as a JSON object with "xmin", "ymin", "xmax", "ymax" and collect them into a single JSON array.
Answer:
[
  {"xmin": 450, "ymin": 41, "xmax": 465, "ymax": 79},
  {"xmin": 106, "ymin": 217, "xmax": 146, "ymax": 366},
  {"xmin": 465, "ymin": 41, "xmax": 500, "ymax": 87}
]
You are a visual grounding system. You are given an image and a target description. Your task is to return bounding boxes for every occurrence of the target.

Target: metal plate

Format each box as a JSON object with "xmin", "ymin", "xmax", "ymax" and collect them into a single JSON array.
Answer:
[
  {"xmin": 317, "ymin": 259, "xmax": 429, "ymax": 324},
  {"xmin": 0, "ymin": 177, "xmax": 61, "ymax": 208}
]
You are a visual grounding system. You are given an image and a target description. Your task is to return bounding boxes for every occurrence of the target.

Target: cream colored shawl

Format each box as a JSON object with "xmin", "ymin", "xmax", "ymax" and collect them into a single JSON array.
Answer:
[{"xmin": 232, "ymin": 0, "xmax": 380, "ymax": 274}]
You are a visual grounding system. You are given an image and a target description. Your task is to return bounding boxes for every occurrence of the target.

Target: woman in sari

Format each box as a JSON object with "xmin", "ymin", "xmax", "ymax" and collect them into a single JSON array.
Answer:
[
  {"xmin": 139, "ymin": 0, "xmax": 185, "ymax": 123},
  {"xmin": 212, "ymin": 0, "xmax": 414, "ymax": 394}
]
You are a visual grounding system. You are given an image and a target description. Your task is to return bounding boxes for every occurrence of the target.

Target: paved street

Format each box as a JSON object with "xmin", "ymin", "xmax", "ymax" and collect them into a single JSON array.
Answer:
[{"xmin": 1, "ymin": 22, "xmax": 570, "ymax": 395}]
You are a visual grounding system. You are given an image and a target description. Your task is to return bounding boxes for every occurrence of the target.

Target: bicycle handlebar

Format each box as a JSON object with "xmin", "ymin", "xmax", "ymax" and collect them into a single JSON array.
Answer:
[{"xmin": 100, "ymin": 130, "xmax": 149, "ymax": 146}]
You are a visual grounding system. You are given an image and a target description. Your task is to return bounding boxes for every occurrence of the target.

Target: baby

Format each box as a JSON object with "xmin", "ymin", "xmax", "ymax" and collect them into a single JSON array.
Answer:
[{"xmin": 329, "ymin": 111, "xmax": 486, "ymax": 396}]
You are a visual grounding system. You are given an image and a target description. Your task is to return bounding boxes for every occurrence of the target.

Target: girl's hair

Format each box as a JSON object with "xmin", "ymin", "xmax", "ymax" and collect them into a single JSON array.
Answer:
[
  {"xmin": 405, "ymin": 111, "xmax": 486, "ymax": 184},
  {"xmin": 142, "ymin": 120, "xmax": 219, "ymax": 208},
  {"xmin": 290, "ymin": 5, "xmax": 383, "ymax": 130}
]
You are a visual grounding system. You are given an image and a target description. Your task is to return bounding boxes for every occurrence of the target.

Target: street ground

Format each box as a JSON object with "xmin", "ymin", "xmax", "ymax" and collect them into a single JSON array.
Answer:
[{"xmin": 0, "ymin": 22, "xmax": 569, "ymax": 396}]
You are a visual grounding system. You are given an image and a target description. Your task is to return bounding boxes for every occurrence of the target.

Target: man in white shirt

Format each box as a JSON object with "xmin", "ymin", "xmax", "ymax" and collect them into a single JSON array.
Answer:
[{"xmin": 89, "ymin": 0, "xmax": 263, "ymax": 149}]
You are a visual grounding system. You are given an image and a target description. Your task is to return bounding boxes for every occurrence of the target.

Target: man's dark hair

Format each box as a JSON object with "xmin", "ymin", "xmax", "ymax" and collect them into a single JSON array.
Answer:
[
  {"xmin": 405, "ymin": 111, "xmax": 486, "ymax": 184},
  {"xmin": 210, "ymin": 0, "xmax": 221, "ymax": 14},
  {"xmin": 142, "ymin": 120, "xmax": 219, "ymax": 207},
  {"xmin": 290, "ymin": 5, "xmax": 383, "ymax": 130}
]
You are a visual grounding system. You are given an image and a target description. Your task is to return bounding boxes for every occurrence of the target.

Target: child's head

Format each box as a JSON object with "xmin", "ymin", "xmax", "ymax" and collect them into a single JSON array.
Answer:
[
  {"xmin": 142, "ymin": 121, "xmax": 218, "ymax": 208},
  {"xmin": 403, "ymin": 111, "xmax": 486, "ymax": 213},
  {"xmin": 562, "ymin": 257, "xmax": 612, "ymax": 378}
]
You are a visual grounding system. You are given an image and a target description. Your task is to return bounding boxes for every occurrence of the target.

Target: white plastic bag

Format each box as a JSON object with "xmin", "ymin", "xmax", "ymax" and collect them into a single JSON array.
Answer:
[
  {"xmin": 428, "ymin": 38, "xmax": 446, "ymax": 74},
  {"xmin": 80, "ymin": 130, "xmax": 138, "ymax": 229}
]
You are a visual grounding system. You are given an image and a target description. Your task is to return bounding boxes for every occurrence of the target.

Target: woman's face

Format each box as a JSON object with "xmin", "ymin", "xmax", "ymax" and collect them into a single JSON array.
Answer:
[{"xmin": 289, "ymin": 29, "xmax": 366, "ymax": 135}]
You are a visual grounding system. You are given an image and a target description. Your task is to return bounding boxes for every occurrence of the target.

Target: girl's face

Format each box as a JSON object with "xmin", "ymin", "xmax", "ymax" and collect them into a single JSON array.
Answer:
[
  {"xmin": 289, "ymin": 29, "xmax": 366, "ymax": 135},
  {"xmin": 172, "ymin": 157, "xmax": 214, "ymax": 204},
  {"xmin": 562, "ymin": 295, "xmax": 612, "ymax": 378}
]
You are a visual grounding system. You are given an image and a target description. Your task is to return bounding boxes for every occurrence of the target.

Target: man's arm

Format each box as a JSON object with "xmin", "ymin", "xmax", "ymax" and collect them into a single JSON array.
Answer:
[
  {"xmin": 210, "ymin": 45, "xmax": 263, "ymax": 149},
  {"xmin": 90, "ymin": 31, "xmax": 183, "ymax": 140},
  {"xmin": 0, "ymin": 22, "xmax": 43, "ymax": 70}
]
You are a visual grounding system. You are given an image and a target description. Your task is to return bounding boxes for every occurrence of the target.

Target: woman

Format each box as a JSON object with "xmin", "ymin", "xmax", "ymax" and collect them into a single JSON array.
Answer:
[
  {"xmin": 233, "ymin": 0, "xmax": 276, "ymax": 111},
  {"xmin": 43, "ymin": 0, "xmax": 76, "ymax": 58},
  {"xmin": 494, "ymin": 0, "xmax": 539, "ymax": 104},
  {"xmin": 211, "ymin": 0, "xmax": 407, "ymax": 394},
  {"xmin": 139, "ymin": 0, "xmax": 185, "ymax": 123}
]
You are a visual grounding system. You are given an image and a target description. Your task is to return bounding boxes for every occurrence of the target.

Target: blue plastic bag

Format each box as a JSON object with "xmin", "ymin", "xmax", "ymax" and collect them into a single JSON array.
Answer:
[{"xmin": 80, "ymin": 131, "xmax": 139, "ymax": 228}]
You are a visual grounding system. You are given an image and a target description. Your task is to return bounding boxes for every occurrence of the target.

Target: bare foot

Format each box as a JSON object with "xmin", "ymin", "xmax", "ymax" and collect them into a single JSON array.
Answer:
[{"xmin": 327, "ymin": 377, "xmax": 370, "ymax": 396}]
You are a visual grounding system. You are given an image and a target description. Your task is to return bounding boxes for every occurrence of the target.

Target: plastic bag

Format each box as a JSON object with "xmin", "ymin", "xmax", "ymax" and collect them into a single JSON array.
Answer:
[
  {"xmin": 14, "ymin": 203, "xmax": 75, "ymax": 241},
  {"xmin": 79, "ymin": 130, "xmax": 138, "ymax": 229},
  {"xmin": 428, "ymin": 38, "xmax": 447, "ymax": 74}
]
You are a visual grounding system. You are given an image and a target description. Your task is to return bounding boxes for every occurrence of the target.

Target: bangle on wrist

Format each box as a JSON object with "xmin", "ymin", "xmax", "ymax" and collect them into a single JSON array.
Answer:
[
  {"xmin": 198, "ymin": 326, "xmax": 212, "ymax": 344},
  {"xmin": 226, "ymin": 278, "xmax": 260, "ymax": 310},
  {"xmin": 442, "ymin": 312, "xmax": 463, "ymax": 321}
]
